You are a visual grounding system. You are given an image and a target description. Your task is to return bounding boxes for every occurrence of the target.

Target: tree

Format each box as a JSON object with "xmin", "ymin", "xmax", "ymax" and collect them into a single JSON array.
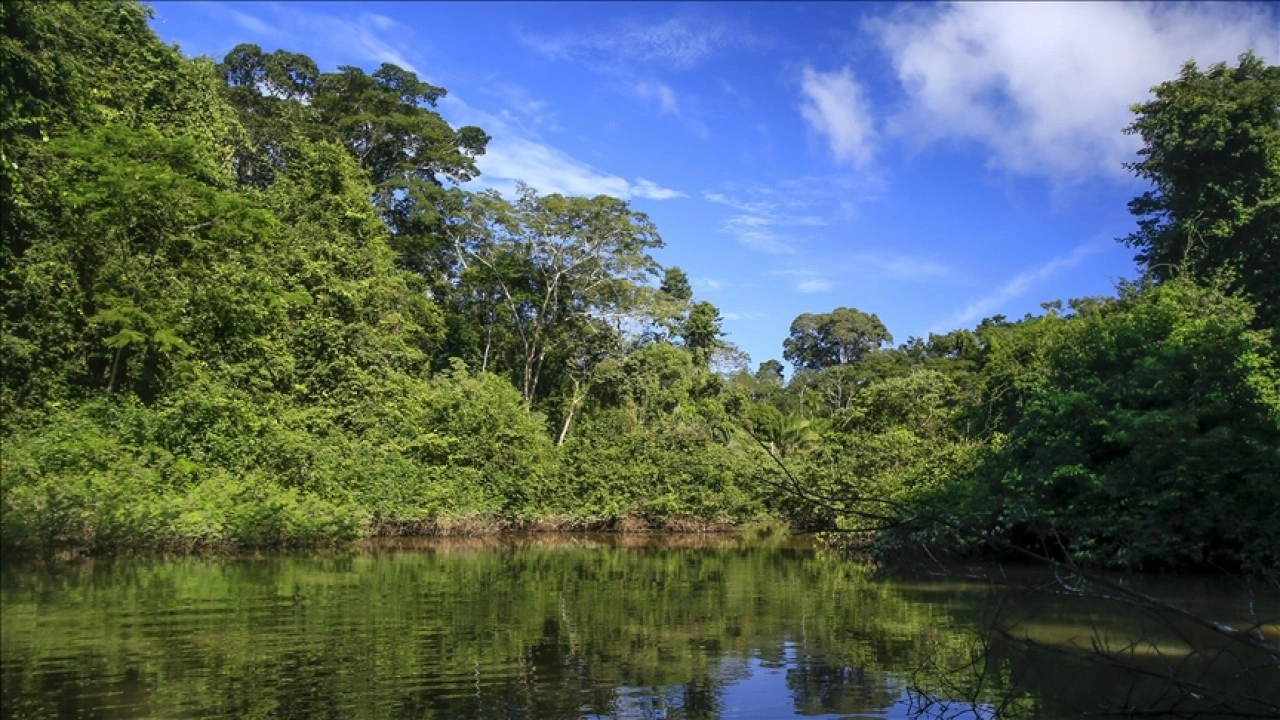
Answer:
[
  {"xmin": 976, "ymin": 277, "xmax": 1280, "ymax": 571},
  {"xmin": 659, "ymin": 266, "xmax": 693, "ymax": 303},
  {"xmin": 755, "ymin": 360, "xmax": 785, "ymax": 385},
  {"xmin": 680, "ymin": 301, "xmax": 724, "ymax": 368},
  {"xmin": 782, "ymin": 307, "xmax": 893, "ymax": 370},
  {"xmin": 447, "ymin": 185, "xmax": 663, "ymax": 405},
  {"xmin": 1124, "ymin": 52, "xmax": 1280, "ymax": 331},
  {"xmin": 218, "ymin": 44, "xmax": 489, "ymax": 193}
]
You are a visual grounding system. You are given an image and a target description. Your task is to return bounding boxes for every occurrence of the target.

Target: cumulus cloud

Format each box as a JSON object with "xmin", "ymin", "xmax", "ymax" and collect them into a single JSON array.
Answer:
[
  {"xmin": 799, "ymin": 66, "xmax": 877, "ymax": 169},
  {"xmin": 873, "ymin": 2, "xmax": 1278, "ymax": 182}
]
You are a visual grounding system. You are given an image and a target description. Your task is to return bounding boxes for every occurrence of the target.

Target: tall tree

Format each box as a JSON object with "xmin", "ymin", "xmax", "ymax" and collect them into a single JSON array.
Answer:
[
  {"xmin": 680, "ymin": 301, "xmax": 724, "ymax": 368},
  {"xmin": 1124, "ymin": 52, "xmax": 1280, "ymax": 331},
  {"xmin": 448, "ymin": 185, "xmax": 663, "ymax": 405},
  {"xmin": 659, "ymin": 266, "xmax": 693, "ymax": 303},
  {"xmin": 782, "ymin": 307, "xmax": 893, "ymax": 370}
]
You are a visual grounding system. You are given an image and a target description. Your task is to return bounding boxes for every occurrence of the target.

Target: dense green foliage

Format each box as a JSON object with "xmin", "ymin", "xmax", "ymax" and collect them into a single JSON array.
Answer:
[
  {"xmin": 0, "ymin": 1, "xmax": 764, "ymax": 551},
  {"xmin": 1124, "ymin": 53, "xmax": 1280, "ymax": 332},
  {"xmin": 2, "ymin": 2, "xmax": 1277, "ymax": 571}
]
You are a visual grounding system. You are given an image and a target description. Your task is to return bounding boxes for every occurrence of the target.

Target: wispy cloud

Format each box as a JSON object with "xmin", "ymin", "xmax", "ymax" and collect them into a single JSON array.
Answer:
[
  {"xmin": 767, "ymin": 254, "xmax": 955, "ymax": 297},
  {"xmin": 799, "ymin": 66, "xmax": 877, "ymax": 169},
  {"xmin": 635, "ymin": 80, "xmax": 680, "ymax": 116},
  {"xmin": 945, "ymin": 243, "xmax": 1104, "ymax": 328},
  {"xmin": 703, "ymin": 178, "xmax": 877, "ymax": 255},
  {"xmin": 225, "ymin": 7, "xmax": 280, "ymax": 37},
  {"xmin": 722, "ymin": 220, "xmax": 798, "ymax": 255},
  {"xmin": 706, "ymin": 190, "xmax": 817, "ymax": 254},
  {"xmin": 292, "ymin": 9, "xmax": 421, "ymax": 73},
  {"xmin": 695, "ymin": 277, "xmax": 728, "ymax": 291},
  {"xmin": 445, "ymin": 97, "xmax": 684, "ymax": 201},
  {"xmin": 873, "ymin": 2, "xmax": 1278, "ymax": 183},
  {"xmin": 190, "ymin": 3, "xmax": 424, "ymax": 74},
  {"xmin": 632, "ymin": 80, "xmax": 708, "ymax": 136},
  {"xmin": 516, "ymin": 17, "xmax": 759, "ymax": 71},
  {"xmin": 632, "ymin": 178, "xmax": 687, "ymax": 200},
  {"xmin": 484, "ymin": 82, "xmax": 561, "ymax": 133},
  {"xmin": 772, "ymin": 269, "xmax": 834, "ymax": 294},
  {"xmin": 515, "ymin": 16, "xmax": 744, "ymax": 137},
  {"xmin": 845, "ymin": 253, "xmax": 955, "ymax": 282},
  {"xmin": 796, "ymin": 278, "xmax": 834, "ymax": 293}
]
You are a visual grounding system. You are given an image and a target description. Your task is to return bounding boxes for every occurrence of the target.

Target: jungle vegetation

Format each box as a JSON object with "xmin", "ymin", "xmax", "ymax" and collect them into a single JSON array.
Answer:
[{"xmin": 2, "ymin": 1, "xmax": 1277, "ymax": 573}]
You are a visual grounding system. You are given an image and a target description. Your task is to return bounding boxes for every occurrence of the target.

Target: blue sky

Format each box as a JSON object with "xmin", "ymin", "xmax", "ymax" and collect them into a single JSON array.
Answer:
[{"xmin": 148, "ymin": 2, "xmax": 1279, "ymax": 370}]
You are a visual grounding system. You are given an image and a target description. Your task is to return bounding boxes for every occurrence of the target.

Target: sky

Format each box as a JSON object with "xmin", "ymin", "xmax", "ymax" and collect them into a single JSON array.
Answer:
[{"xmin": 148, "ymin": 1, "xmax": 1280, "ymax": 370}]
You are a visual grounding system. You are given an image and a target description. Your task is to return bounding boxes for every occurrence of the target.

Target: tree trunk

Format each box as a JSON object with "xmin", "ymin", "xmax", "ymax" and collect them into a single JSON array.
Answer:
[{"xmin": 556, "ymin": 379, "xmax": 584, "ymax": 446}]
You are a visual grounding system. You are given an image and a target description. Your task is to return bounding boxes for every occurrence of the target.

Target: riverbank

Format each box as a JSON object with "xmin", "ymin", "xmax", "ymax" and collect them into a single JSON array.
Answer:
[{"xmin": 0, "ymin": 508, "xmax": 793, "ymax": 558}]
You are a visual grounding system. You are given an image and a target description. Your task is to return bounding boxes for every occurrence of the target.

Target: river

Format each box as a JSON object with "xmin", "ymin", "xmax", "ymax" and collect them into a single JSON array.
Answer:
[{"xmin": 2, "ymin": 535, "xmax": 1276, "ymax": 719}]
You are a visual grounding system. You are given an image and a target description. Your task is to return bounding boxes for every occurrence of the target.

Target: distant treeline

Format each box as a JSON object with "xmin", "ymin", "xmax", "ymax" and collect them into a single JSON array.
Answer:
[{"xmin": 2, "ymin": 2, "xmax": 1277, "ymax": 571}]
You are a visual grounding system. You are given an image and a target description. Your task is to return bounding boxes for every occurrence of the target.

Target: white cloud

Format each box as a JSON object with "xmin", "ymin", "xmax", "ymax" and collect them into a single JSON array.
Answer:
[
  {"xmin": 695, "ymin": 277, "xmax": 728, "ymax": 291},
  {"xmin": 516, "ymin": 17, "xmax": 757, "ymax": 70},
  {"xmin": 486, "ymin": 82, "xmax": 559, "ymax": 132},
  {"xmin": 635, "ymin": 81, "xmax": 681, "ymax": 116},
  {"xmin": 947, "ymin": 243, "xmax": 1104, "ymax": 327},
  {"xmin": 703, "ymin": 192, "xmax": 770, "ymax": 216},
  {"xmin": 226, "ymin": 7, "xmax": 280, "ymax": 37},
  {"xmin": 772, "ymin": 269, "xmax": 834, "ymax": 294},
  {"xmin": 799, "ymin": 66, "xmax": 877, "ymax": 169},
  {"xmin": 632, "ymin": 178, "xmax": 687, "ymax": 199},
  {"xmin": 292, "ymin": 10, "xmax": 421, "ymax": 73},
  {"xmin": 845, "ymin": 253, "xmax": 955, "ymax": 281},
  {"xmin": 198, "ymin": 4, "xmax": 424, "ymax": 73},
  {"xmin": 633, "ymin": 79, "xmax": 709, "ymax": 136},
  {"xmin": 874, "ymin": 2, "xmax": 1278, "ymax": 182},
  {"xmin": 445, "ymin": 98, "xmax": 684, "ymax": 201},
  {"xmin": 723, "ymin": 221, "xmax": 797, "ymax": 255},
  {"xmin": 796, "ymin": 278, "xmax": 834, "ymax": 293},
  {"xmin": 703, "ymin": 184, "xmax": 848, "ymax": 255},
  {"xmin": 474, "ymin": 134, "xmax": 632, "ymax": 198}
]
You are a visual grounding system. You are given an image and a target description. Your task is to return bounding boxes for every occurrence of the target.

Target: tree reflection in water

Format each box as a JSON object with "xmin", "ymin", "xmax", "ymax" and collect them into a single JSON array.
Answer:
[{"xmin": 1, "ymin": 536, "xmax": 1275, "ymax": 719}]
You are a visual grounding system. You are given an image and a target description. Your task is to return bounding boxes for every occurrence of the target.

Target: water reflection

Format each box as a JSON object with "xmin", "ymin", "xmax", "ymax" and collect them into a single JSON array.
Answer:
[{"xmin": 1, "ymin": 536, "xmax": 1275, "ymax": 719}]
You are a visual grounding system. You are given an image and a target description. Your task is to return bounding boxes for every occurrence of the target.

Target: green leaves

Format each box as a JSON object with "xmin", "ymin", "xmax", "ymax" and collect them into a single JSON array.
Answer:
[
  {"xmin": 783, "ymin": 307, "xmax": 893, "ymax": 370},
  {"xmin": 978, "ymin": 279, "xmax": 1280, "ymax": 570},
  {"xmin": 1124, "ymin": 52, "xmax": 1280, "ymax": 331}
]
